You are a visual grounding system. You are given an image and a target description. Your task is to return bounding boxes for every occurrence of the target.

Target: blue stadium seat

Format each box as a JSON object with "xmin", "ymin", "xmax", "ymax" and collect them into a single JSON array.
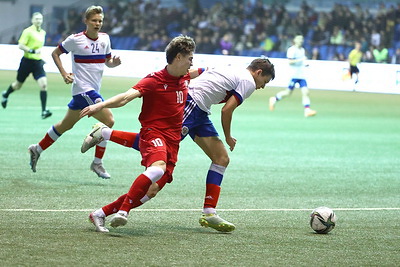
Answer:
[
  {"xmin": 388, "ymin": 48, "xmax": 394, "ymax": 58},
  {"xmin": 319, "ymin": 45, "xmax": 329, "ymax": 60},
  {"xmin": 110, "ymin": 36, "xmax": 124, "ymax": 50},
  {"xmin": 344, "ymin": 46, "xmax": 352, "ymax": 56},
  {"xmin": 335, "ymin": 45, "xmax": 345, "ymax": 55}
]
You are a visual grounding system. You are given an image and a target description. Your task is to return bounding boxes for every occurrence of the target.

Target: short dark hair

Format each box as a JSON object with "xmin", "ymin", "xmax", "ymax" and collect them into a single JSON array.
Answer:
[
  {"xmin": 165, "ymin": 35, "xmax": 196, "ymax": 64},
  {"xmin": 247, "ymin": 58, "xmax": 275, "ymax": 80}
]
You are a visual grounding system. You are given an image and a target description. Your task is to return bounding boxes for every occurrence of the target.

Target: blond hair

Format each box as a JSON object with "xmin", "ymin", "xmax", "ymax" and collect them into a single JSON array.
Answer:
[{"xmin": 84, "ymin": 5, "xmax": 103, "ymax": 20}]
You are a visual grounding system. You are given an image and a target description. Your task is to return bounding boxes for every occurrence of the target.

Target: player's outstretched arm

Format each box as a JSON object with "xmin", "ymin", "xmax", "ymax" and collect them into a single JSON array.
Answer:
[
  {"xmin": 52, "ymin": 47, "xmax": 74, "ymax": 84},
  {"xmin": 188, "ymin": 67, "xmax": 207, "ymax": 79},
  {"xmin": 80, "ymin": 88, "xmax": 141, "ymax": 118},
  {"xmin": 221, "ymin": 96, "xmax": 239, "ymax": 151}
]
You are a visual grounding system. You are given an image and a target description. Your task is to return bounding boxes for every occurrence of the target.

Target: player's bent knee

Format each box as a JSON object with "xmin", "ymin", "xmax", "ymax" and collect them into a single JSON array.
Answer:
[
  {"xmin": 144, "ymin": 165, "xmax": 165, "ymax": 183},
  {"xmin": 214, "ymin": 154, "xmax": 230, "ymax": 167},
  {"xmin": 12, "ymin": 82, "xmax": 22, "ymax": 90},
  {"xmin": 106, "ymin": 117, "xmax": 115, "ymax": 128},
  {"xmin": 301, "ymin": 87, "xmax": 310, "ymax": 96}
]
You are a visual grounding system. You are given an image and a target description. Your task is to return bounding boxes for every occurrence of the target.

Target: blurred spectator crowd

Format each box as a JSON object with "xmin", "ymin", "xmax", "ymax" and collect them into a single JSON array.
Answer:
[{"xmin": 46, "ymin": 0, "xmax": 400, "ymax": 64}]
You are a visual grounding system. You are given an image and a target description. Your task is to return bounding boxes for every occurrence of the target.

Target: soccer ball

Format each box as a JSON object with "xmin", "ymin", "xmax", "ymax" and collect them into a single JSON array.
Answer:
[{"xmin": 310, "ymin": 207, "xmax": 336, "ymax": 234}]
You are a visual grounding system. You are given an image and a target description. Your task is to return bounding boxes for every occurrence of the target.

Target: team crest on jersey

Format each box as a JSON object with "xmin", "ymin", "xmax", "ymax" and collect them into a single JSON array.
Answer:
[
  {"xmin": 181, "ymin": 126, "xmax": 189, "ymax": 136},
  {"xmin": 101, "ymin": 42, "xmax": 106, "ymax": 49},
  {"xmin": 95, "ymin": 98, "xmax": 102, "ymax": 104},
  {"xmin": 163, "ymin": 84, "xmax": 168, "ymax": 90},
  {"xmin": 184, "ymin": 80, "xmax": 189, "ymax": 87}
]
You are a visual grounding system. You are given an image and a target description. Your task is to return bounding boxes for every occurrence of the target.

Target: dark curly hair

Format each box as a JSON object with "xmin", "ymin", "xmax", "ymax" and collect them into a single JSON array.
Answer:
[
  {"xmin": 247, "ymin": 58, "xmax": 275, "ymax": 80},
  {"xmin": 165, "ymin": 35, "xmax": 196, "ymax": 64}
]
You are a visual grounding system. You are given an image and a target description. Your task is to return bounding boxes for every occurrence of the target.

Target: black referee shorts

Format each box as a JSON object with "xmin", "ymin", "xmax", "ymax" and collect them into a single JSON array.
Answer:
[
  {"xmin": 349, "ymin": 65, "xmax": 359, "ymax": 75},
  {"xmin": 16, "ymin": 57, "xmax": 46, "ymax": 83}
]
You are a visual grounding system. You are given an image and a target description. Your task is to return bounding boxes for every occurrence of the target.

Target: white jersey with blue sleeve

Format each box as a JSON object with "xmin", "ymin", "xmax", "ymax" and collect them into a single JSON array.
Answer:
[
  {"xmin": 58, "ymin": 32, "xmax": 112, "ymax": 96},
  {"xmin": 188, "ymin": 67, "xmax": 256, "ymax": 114},
  {"xmin": 287, "ymin": 45, "xmax": 306, "ymax": 79}
]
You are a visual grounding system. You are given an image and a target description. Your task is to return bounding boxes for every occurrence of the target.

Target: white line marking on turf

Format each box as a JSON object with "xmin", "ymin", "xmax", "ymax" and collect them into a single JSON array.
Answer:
[
  {"xmin": 11, "ymin": 106, "xmax": 68, "ymax": 110},
  {"xmin": 0, "ymin": 208, "xmax": 399, "ymax": 212}
]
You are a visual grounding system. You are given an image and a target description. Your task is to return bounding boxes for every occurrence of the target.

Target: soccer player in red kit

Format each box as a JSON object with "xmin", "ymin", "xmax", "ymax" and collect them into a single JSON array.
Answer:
[{"xmin": 80, "ymin": 35, "xmax": 196, "ymax": 232}]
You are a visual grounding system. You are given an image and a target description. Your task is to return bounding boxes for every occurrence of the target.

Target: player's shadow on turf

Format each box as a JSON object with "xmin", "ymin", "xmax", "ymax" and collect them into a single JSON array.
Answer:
[
  {"xmin": 87, "ymin": 223, "xmax": 232, "ymax": 236},
  {"xmin": 87, "ymin": 227, "xmax": 153, "ymax": 237}
]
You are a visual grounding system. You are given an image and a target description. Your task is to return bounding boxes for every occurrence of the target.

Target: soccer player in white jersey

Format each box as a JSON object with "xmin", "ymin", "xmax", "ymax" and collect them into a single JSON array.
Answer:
[
  {"xmin": 28, "ymin": 6, "xmax": 121, "ymax": 178},
  {"xmin": 269, "ymin": 35, "xmax": 317, "ymax": 117},
  {"xmin": 81, "ymin": 58, "xmax": 275, "ymax": 232}
]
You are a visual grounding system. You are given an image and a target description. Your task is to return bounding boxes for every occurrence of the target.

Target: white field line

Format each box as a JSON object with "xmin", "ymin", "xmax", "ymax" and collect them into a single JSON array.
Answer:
[
  {"xmin": 0, "ymin": 208, "xmax": 399, "ymax": 212},
  {"xmin": 10, "ymin": 106, "xmax": 68, "ymax": 110}
]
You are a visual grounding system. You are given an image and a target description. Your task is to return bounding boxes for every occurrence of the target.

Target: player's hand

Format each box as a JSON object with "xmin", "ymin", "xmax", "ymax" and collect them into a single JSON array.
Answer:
[
  {"xmin": 80, "ymin": 104, "xmax": 102, "ymax": 118},
  {"xmin": 226, "ymin": 136, "xmax": 237, "ymax": 151},
  {"xmin": 62, "ymin": 73, "xmax": 74, "ymax": 84},
  {"xmin": 111, "ymin": 56, "xmax": 121, "ymax": 67}
]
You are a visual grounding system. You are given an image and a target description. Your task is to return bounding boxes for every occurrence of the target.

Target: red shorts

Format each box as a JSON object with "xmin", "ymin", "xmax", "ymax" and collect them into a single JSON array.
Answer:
[{"xmin": 139, "ymin": 128, "xmax": 180, "ymax": 184}]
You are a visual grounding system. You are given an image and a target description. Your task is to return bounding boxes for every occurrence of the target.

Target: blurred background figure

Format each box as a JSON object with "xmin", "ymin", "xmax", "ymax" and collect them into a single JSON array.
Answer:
[
  {"xmin": 269, "ymin": 35, "xmax": 317, "ymax": 117},
  {"xmin": 348, "ymin": 41, "xmax": 363, "ymax": 84},
  {"xmin": 2, "ymin": 12, "xmax": 52, "ymax": 119},
  {"xmin": 373, "ymin": 44, "xmax": 389, "ymax": 63}
]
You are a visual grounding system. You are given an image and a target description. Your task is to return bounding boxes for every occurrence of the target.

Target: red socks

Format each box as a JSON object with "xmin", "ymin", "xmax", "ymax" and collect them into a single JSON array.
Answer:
[
  {"xmin": 110, "ymin": 130, "xmax": 138, "ymax": 148},
  {"xmin": 119, "ymin": 174, "xmax": 152, "ymax": 212},
  {"xmin": 102, "ymin": 194, "xmax": 127, "ymax": 216},
  {"xmin": 95, "ymin": 145, "xmax": 106, "ymax": 159},
  {"xmin": 38, "ymin": 133, "xmax": 56, "ymax": 150},
  {"xmin": 38, "ymin": 126, "xmax": 61, "ymax": 150},
  {"xmin": 204, "ymin": 184, "xmax": 221, "ymax": 209}
]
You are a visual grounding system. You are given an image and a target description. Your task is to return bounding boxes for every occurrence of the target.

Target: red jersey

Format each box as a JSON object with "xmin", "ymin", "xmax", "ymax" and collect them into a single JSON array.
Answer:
[{"xmin": 133, "ymin": 67, "xmax": 190, "ymax": 141}]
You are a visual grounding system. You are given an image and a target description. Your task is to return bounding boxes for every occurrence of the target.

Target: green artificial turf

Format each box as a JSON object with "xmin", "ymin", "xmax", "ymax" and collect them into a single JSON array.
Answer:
[{"xmin": 0, "ymin": 70, "xmax": 399, "ymax": 266}]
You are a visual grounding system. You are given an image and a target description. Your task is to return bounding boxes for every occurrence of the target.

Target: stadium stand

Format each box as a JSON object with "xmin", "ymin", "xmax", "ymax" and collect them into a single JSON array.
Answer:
[{"xmin": 32, "ymin": 0, "xmax": 400, "ymax": 63}]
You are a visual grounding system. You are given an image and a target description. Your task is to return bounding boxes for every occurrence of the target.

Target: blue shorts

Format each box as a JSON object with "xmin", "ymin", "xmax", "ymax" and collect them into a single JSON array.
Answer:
[
  {"xmin": 181, "ymin": 96, "xmax": 218, "ymax": 140},
  {"xmin": 288, "ymin": 79, "xmax": 307, "ymax": 90},
  {"xmin": 68, "ymin": 90, "xmax": 104, "ymax": 110}
]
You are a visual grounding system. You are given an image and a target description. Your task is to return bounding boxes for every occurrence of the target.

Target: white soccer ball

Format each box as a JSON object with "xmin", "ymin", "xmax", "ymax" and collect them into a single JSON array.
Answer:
[{"xmin": 310, "ymin": 206, "xmax": 336, "ymax": 234}]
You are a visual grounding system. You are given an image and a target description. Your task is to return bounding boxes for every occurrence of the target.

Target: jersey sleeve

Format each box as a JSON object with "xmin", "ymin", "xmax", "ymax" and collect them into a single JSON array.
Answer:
[
  {"xmin": 132, "ymin": 75, "xmax": 155, "ymax": 96},
  {"xmin": 105, "ymin": 34, "xmax": 112, "ymax": 58},
  {"xmin": 348, "ymin": 50, "xmax": 355, "ymax": 59},
  {"xmin": 58, "ymin": 34, "xmax": 75, "ymax": 54},
  {"xmin": 18, "ymin": 28, "xmax": 30, "ymax": 45},
  {"xmin": 233, "ymin": 79, "xmax": 256, "ymax": 105},
  {"xmin": 287, "ymin": 47, "xmax": 294, "ymax": 59}
]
